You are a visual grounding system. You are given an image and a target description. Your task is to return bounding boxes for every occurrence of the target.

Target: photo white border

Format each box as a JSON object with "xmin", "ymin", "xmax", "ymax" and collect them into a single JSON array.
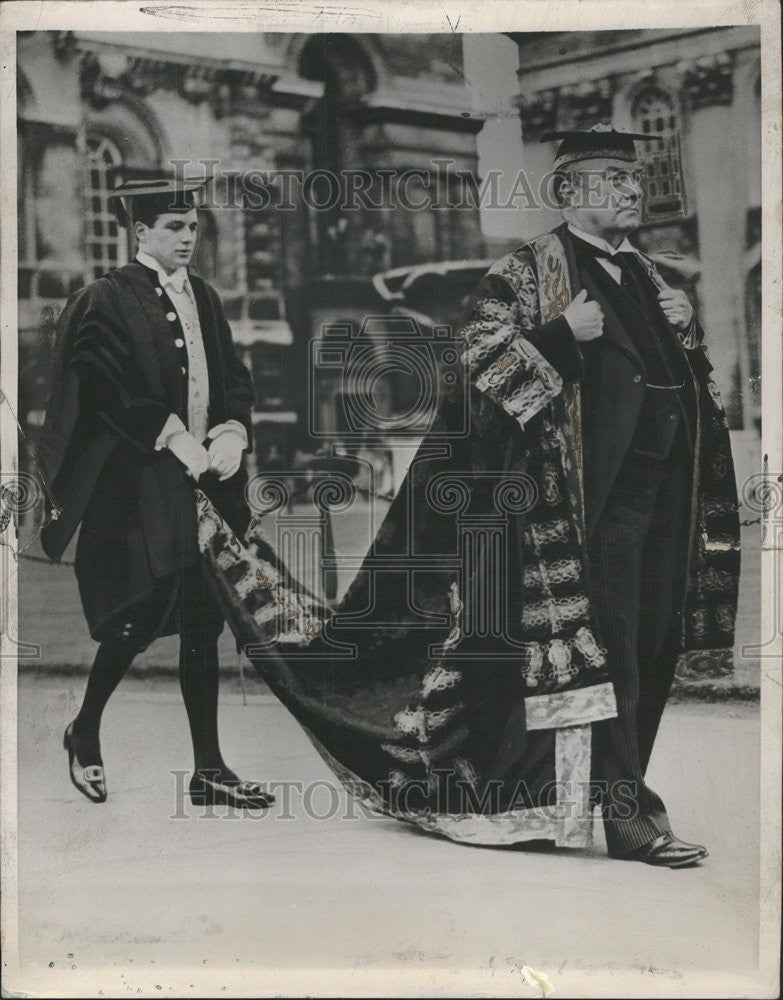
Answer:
[{"xmin": 1, "ymin": 2, "xmax": 780, "ymax": 997}]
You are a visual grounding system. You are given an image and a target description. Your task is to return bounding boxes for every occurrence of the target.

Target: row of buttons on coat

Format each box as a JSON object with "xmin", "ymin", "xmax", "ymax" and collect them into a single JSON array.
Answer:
[
  {"xmin": 157, "ymin": 287, "xmax": 195, "ymax": 386},
  {"xmin": 155, "ymin": 283, "xmax": 210, "ymax": 442}
]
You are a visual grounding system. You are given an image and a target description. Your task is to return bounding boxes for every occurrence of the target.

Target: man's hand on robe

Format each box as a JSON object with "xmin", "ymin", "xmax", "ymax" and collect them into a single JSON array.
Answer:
[
  {"xmin": 562, "ymin": 289, "xmax": 604, "ymax": 342},
  {"xmin": 207, "ymin": 427, "xmax": 245, "ymax": 481},
  {"xmin": 657, "ymin": 285, "xmax": 694, "ymax": 331}
]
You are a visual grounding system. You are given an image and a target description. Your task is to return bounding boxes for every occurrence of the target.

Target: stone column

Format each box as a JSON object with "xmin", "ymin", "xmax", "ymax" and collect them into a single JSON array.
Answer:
[{"xmin": 683, "ymin": 54, "xmax": 749, "ymax": 428}]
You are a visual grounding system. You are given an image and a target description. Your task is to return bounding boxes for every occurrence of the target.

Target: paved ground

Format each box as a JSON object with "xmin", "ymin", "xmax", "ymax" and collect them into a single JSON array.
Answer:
[{"xmin": 5, "ymin": 675, "xmax": 768, "ymax": 998}]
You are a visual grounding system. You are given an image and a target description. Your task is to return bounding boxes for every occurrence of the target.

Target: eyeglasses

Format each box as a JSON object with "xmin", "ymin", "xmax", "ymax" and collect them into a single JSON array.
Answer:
[
  {"xmin": 561, "ymin": 167, "xmax": 644, "ymax": 188},
  {"xmin": 566, "ymin": 168, "xmax": 644, "ymax": 189},
  {"xmin": 604, "ymin": 168, "xmax": 644, "ymax": 188}
]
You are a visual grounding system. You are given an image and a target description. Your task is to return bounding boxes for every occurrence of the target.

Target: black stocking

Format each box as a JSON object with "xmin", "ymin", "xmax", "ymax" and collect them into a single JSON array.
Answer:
[
  {"xmin": 178, "ymin": 635, "xmax": 235, "ymax": 781},
  {"xmin": 72, "ymin": 640, "xmax": 140, "ymax": 765}
]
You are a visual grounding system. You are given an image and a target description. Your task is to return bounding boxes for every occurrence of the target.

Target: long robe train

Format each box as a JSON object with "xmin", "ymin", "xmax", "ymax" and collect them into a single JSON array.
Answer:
[
  {"xmin": 193, "ymin": 227, "xmax": 738, "ymax": 849},
  {"xmin": 194, "ymin": 391, "xmax": 617, "ymax": 848}
]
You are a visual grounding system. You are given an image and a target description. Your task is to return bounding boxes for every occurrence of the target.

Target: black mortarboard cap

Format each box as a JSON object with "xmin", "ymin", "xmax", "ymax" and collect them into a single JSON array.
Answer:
[
  {"xmin": 540, "ymin": 123, "xmax": 663, "ymax": 168},
  {"xmin": 109, "ymin": 177, "xmax": 206, "ymax": 227}
]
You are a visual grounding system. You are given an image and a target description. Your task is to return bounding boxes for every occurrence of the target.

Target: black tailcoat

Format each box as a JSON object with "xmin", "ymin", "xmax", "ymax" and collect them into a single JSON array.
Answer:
[
  {"xmin": 39, "ymin": 261, "xmax": 254, "ymax": 644},
  {"xmin": 554, "ymin": 227, "xmax": 704, "ymax": 533}
]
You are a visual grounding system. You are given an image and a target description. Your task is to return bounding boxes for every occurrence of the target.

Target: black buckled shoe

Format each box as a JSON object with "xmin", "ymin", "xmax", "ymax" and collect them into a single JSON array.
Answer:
[
  {"xmin": 623, "ymin": 832, "xmax": 708, "ymax": 868},
  {"xmin": 63, "ymin": 722, "xmax": 107, "ymax": 803},
  {"xmin": 188, "ymin": 771, "xmax": 275, "ymax": 810}
]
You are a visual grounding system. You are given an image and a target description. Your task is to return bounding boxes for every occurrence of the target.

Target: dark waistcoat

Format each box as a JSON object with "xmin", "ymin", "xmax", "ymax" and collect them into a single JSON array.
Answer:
[{"xmin": 574, "ymin": 240, "xmax": 696, "ymax": 460}]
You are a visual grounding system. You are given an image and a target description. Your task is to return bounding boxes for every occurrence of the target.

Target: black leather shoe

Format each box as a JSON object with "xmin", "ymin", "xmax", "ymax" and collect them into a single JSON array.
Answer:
[
  {"xmin": 188, "ymin": 772, "xmax": 275, "ymax": 810},
  {"xmin": 623, "ymin": 832, "xmax": 708, "ymax": 868},
  {"xmin": 511, "ymin": 839, "xmax": 557, "ymax": 852},
  {"xmin": 63, "ymin": 722, "xmax": 107, "ymax": 803}
]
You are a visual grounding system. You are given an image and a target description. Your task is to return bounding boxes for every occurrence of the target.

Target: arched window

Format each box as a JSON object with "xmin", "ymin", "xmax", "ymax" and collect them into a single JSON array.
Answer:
[
  {"xmin": 86, "ymin": 134, "xmax": 127, "ymax": 278},
  {"xmin": 632, "ymin": 86, "xmax": 686, "ymax": 222},
  {"xmin": 634, "ymin": 86, "xmax": 678, "ymax": 139}
]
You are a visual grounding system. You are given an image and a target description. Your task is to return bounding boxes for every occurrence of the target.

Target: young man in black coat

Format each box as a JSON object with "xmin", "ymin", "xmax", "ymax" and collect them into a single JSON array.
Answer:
[{"xmin": 39, "ymin": 178, "xmax": 274, "ymax": 810}]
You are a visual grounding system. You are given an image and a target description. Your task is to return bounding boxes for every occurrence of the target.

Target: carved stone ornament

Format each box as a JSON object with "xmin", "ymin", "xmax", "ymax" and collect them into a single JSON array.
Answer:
[
  {"xmin": 516, "ymin": 87, "xmax": 559, "ymax": 135},
  {"xmin": 78, "ymin": 46, "xmax": 278, "ymax": 118},
  {"xmin": 559, "ymin": 78, "xmax": 615, "ymax": 128},
  {"xmin": 680, "ymin": 53, "xmax": 734, "ymax": 110}
]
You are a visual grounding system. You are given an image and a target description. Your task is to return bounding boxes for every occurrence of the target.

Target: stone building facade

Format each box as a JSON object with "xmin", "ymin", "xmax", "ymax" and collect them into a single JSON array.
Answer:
[
  {"xmin": 16, "ymin": 30, "xmax": 485, "ymax": 472},
  {"xmin": 17, "ymin": 27, "xmax": 762, "ymax": 488},
  {"xmin": 508, "ymin": 27, "xmax": 762, "ymax": 432}
]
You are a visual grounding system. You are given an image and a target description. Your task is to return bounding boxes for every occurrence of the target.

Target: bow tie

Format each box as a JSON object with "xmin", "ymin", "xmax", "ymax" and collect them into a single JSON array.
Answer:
[{"xmin": 573, "ymin": 236, "xmax": 636, "ymax": 264}]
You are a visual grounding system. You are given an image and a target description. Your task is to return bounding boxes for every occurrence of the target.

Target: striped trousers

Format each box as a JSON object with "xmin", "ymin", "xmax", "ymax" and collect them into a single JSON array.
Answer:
[{"xmin": 587, "ymin": 436, "xmax": 693, "ymax": 855}]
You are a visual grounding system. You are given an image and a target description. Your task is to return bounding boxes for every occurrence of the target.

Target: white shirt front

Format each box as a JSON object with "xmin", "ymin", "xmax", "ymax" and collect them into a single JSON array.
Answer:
[
  {"xmin": 135, "ymin": 251, "xmax": 248, "ymax": 452},
  {"xmin": 136, "ymin": 250, "xmax": 211, "ymax": 443}
]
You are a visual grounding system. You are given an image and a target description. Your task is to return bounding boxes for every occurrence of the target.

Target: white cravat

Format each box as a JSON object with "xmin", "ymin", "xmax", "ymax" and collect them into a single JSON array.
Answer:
[
  {"xmin": 135, "ymin": 252, "xmax": 248, "ymax": 452},
  {"xmin": 566, "ymin": 224, "xmax": 636, "ymax": 285}
]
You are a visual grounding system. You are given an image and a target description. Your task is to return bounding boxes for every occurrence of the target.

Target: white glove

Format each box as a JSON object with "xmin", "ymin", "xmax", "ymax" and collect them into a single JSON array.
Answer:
[
  {"xmin": 207, "ymin": 428, "xmax": 245, "ymax": 481},
  {"xmin": 167, "ymin": 429, "xmax": 210, "ymax": 480}
]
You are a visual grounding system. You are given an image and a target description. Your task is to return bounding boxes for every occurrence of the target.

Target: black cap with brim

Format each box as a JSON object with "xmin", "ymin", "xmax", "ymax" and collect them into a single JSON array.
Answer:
[
  {"xmin": 540, "ymin": 124, "xmax": 663, "ymax": 168},
  {"xmin": 109, "ymin": 178, "xmax": 206, "ymax": 227}
]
